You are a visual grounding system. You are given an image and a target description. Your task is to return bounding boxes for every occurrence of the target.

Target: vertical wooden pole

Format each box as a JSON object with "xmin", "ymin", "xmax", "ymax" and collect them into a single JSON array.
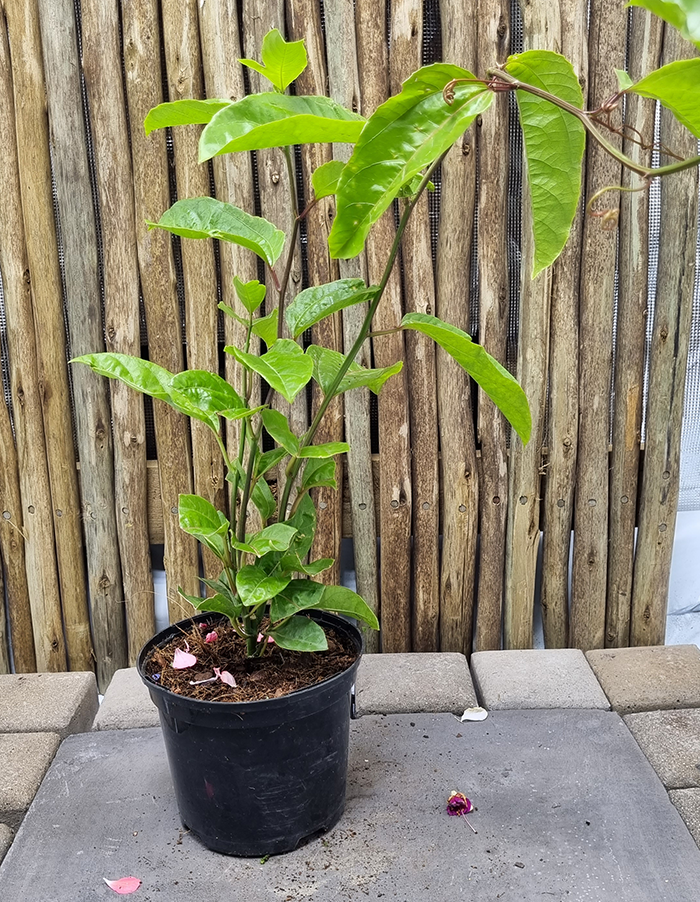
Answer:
[
  {"xmin": 122, "ymin": 0, "xmax": 200, "ymax": 617},
  {"xmin": 324, "ymin": 0, "xmax": 379, "ymax": 651},
  {"xmin": 37, "ymin": 0, "xmax": 127, "ymax": 688},
  {"xmin": 474, "ymin": 0, "xmax": 510, "ymax": 651},
  {"xmin": 82, "ymin": 0, "xmax": 154, "ymax": 663},
  {"xmin": 356, "ymin": 0, "xmax": 412, "ymax": 652},
  {"xmin": 570, "ymin": 0, "xmax": 626, "ymax": 650},
  {"xmin": 389, "ymin": 0, "xmax": 440, "ymax": 652},
  {"xmin": 436, "ymin": 0, "xmax": 480, "ymax": 655},
  {"xmin": 631, "ymin": 30, "xmax": 698, "ymax": 646},
  {"xmin": 3, "ymin": 0, "xmax": 92, "ymax": 671}
]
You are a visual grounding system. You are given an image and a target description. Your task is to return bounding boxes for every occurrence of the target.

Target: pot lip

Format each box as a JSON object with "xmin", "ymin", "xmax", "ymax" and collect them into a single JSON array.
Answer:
[{"xmin": 137, "ymin": 609, "xmax": 363, "ymax": 712}]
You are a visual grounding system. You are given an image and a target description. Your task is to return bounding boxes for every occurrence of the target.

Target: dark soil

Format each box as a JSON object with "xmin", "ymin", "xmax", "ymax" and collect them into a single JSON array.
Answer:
[{"xmin": 143, "ymin": 617, "xmax": 358, "ymax": 703}]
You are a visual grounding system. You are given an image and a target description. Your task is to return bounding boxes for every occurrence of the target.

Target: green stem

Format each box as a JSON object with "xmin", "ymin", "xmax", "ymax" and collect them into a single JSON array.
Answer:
[
  {"xmin": 276, "ymin": 146, "xmax": 300, "ymax": 343},
  {"xmin": 237, "ymin": 423, "xmax": 261, "ymax": 546}
]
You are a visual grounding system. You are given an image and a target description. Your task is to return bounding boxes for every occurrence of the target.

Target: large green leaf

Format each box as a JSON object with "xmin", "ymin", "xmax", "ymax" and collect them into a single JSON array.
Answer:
[
  {"xmin": 236, "ymin": 565, "xmax": 291, "ymax": 607},
  {"xmin": 504, "ymin": 51, "xmax": 585, "ymax": 277},
  {"xmin": 627, "ymin": 0, "xmax": 700, "ymax": 50},
  {"xmin": 251, "ymin": 309, "xmax": 279, "ymax": 348},
  {"xmin": 170, "ymin": 370, "xmax": 244, "ymax": 421},
  {"xmin": 249, "ymin": 524, "xmax": 298, "ymax": 556},
  {"xmin": 285, "ymin": 279, "xmax": 376, "ymax": 339},
  {"xmin": 301, "ymin": 458, "xmax": 337, "ymax": 492},
  {"xmin": 269, "ymin": 615, "xmax": 328, "ymax": 652},
  {"xmin": 269, "ymin": 579, "xmax": 326, "ymax": 622},
  {"xmin": 630, "ymin": 59, "xmax": 700, "ymax": 138},
  {"xmin": 306, "ymin": 344, "xmax": 403, "ymax": 396},
  {"xmin": 279, "ymin": 552, "xmax": 334, "ymax": 576},
  {"xmin": 178, "ymin": 494, "xmax": 230, "ymax": 560},
  {"xmin": 148, "ymin": 197, "xmax": 285, "ymax": 267},
  {"xmin": 144, "ymin": 99, "xmax": 230, "ymax": 135},
  {"xmin": 311, "ymin": 160, "xmax": 345, "ymax": 199},
  {"xmin": 227, "ymin": 339, "xmax": 314, "ymax": 403},
  {"xmin": 199, "ymin": 94, "xmax": 365, "ymax": 160},
  {"xmin": 239, "ymin": 28, "xmax": 307, "ymax": 91},
  {"xmin": 178, "ymin": 588, "xmax": 242, "ymax": 622},
  {"xmin": 316, "ymin": 585, "xmax": 380, "ymax": 630},
  {"xmin": 234, "ymin": 276, "xmax": 266, "ymax": 314},
  {"xmin": 261, "ymin": 408, "xmax": 300, "ymax": 455},
  {"xmin": 328, "ymin": 63, "xmax": 492, "ymax": 259},
  {"xmin": 401, "ymin": 313, "xmax": 531, "ymax": 444}
]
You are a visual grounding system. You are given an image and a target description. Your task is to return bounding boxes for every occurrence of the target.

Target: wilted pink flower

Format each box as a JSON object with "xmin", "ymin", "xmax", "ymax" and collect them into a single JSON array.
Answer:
[
  {"xmin": 214, "ymin": 667, "xmax": 236, "ymax": 688},
  {"xmin": 205, "ymin": 631, "xmax": 218, "ymax": 643},
  {"xmin": 103, "ymin": 876, "xmax": 141, "ymax": 894},
  {"xmin": 172, "ymin": 647, "xmax": 197, "ymax": 669},
  {"xmin": 257, "ymin": 632, "xmax": 275, "ymax": 644},
  {"xmin": 447, "ymin": 791, "xmax": 473, "ymax": 816},
  {"xmin": 198, "ymin": 622, "xmax": 209, "ymax": 630}
]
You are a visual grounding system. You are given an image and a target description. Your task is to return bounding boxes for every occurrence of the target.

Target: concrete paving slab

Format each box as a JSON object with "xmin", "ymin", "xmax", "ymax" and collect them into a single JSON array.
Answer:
[
  {"xmin": 471, "ymin": 649, "xmax": 610, "ymax": 709},
  {"xmin": 92, "ymin": 668, "xmax": 159, "ymax": 731},
  {"xmin": 624, "ymin": 708, "xmax": 700, "ymax": 789},
  {"xmin": 0, "ymin": 733, "xmax": 60, "ymax": 830},
  {"xmin": 2, "ymin": 711, "xmax": 700, "ymax": 901},
  {"xmin": 586, "ymin": 645, "xmax": 700, "ymax": 715},
  {"xmin": 0, "ymin": 672, "xmax": 98, "ymax": 739},
  {"xmin": 0, "ymin": 825, "xmax": 12, "ymax": 866},
  {"xmin": 354, "ymin": 652, "xmax": 476, "ymax": 715},
  {"xmin": 669, "ymin": 789, "xmax": 700, "ymax": 849}
]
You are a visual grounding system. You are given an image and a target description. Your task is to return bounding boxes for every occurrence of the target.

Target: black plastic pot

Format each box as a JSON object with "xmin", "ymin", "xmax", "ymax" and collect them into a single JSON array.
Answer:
[{"xmin": 137, "ymin": 610, "xmax": 362, "ymax": 857}]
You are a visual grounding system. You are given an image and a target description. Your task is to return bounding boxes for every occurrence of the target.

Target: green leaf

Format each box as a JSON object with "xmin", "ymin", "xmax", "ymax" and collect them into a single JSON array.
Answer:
[
  {"xmin": 199, "ymin": 94, "xmax": 365, "ymax": 160},
  {"xmin": 227, "ymin": 339, "xmax": 313, "ymax": 404},
  {"xmin": 256, "ymin": 447, "xmax": 288, "ymax": 477},
  {"xmin": 279, "ymin": 553, "xmax": 335, "ymax": 576},
  {"xmin": 615, "ymin": 68, "xmax": 634, "ymax": 92},
  {"xmin": 316, "ymin": 585, "xmax": 380, "ymax": 630},
  {"xmin": 234, "ymin": 276, "xmax": 266, "ymax": 314},
  {"xmin": 239, "ymin": 28, "xmax": 307, "ymax": 92},
  {"xmin": 297, "ymin": 442, "xmax": 349, "ymax": 459},
  {"xmin": 144, "ymin": 99, "xmax": 231, "ymax": 135},
  {"xmin": 178, "ymin": 494, "xmax": 230, "ymax": 559},
  {"xmin": 178, "ymin": 588, "xmax": 242, "ymax": 622},
  {"xmin": 218, "ymin": 303, "xmax": 249, "ymax": 328},
  {"xmin": 285, "ymin": 279, "xmax": 376, "ymax": 339},
  {"xmin": 301, "ymin": 458, "xmax": 337, "ymax": 492},
  {"xmin": 329, "ymin": 63, "xmax": 492, "ymax": 259},
  {"xmin": 219, "ymin": 404, "xmax": 267, "ymax": 420},
  {"xmin": 627, "ymin": 0, "xmax": 700, "ymax": 50},
  {"xmin": 250, "ymin": 476, "xmax": 277, "ymax": 523},
  {"xmin": 269, "ymin": 615, "xmax": 328, "ymax": 652},
  {"xmin": 148, "ymin": 197, "xmax": 286, "ymax": 267},
  {"xmin": 269, "ymin": 579, "xmax": 326, "ymax": 622},
  {"xmin": 306, "ymin": 344, "xmax": 403, "ymax": 396},
  {"xmin": 171, "ymin": 370, "xmax": 244, "ymax": 419},
  {"xmin": 311, "ymin": 159, "xmax": 345, "ymax": 199},
  {"xmin": 630, "ymin": 59, "xmax": 700, "ymax": 138},
  {"xmin": 261, "ymin": 408, "xmax": 300, "ymax": 454},
  {"xmin": 236, "ymin": 565, "xmax": 291, "ymax": 607},
  {"xmin": 249, "ymin": 523, "xmax": 298, "ymax": 556},
  {"xmin": 397, "ymin": 173, "xmax": 436, "ymax": 197},
  {"xmin": 504, "ymin": 51, "xmax": 585, "ymax": 277},
  {"xmin": 284, "ymin": 493, "xmax": 316, "ymax": 558},
  {"xmin": 401, "ymin": 313, "xmax": 531, "ymax": 444},
  {"xmin": 251, "ymin": 308, "xmax": 279, "ymax": 347}
]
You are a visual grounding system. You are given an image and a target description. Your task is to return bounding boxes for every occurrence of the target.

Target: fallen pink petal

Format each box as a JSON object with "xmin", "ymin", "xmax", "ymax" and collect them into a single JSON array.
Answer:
[
  {"xmin": 257, "ymin": 632, "xmax": 264, "ymax": 642},
  {"xmin": 214, "ymin": 667, "xmax": 237, "ymax": 687},
  {"xmin": 103, "ymin": 876, "xmax": 141, "ymax": 894},
  {"xmin": 172, "ymin": 648, "xmax": 198, "ymax": 669},
  {"xmin": 447, "ymin": 791, "xmax": 473, "ymax": 816},
  {"xmin": 205, "ymin": 631, "xmax": 218, "ymax": 643}
]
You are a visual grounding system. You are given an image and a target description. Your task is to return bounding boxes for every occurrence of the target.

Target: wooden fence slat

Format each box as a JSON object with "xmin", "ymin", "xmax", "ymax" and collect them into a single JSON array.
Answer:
[
  {"xmin": 606, "ymin": 9, "xmax": 662, "ymax": 648},
  {"xmin": 540, "ymin": 0, "xmax": 588, "ymax": 648},
  {"xmin": 474, "ymin": 0, "xmax": 510, "ymax": 651},
  {"xmin": 122, "ymin": 0, "xmax": 200, "ymax": 618},
  {"xmin": 356, "ymin": 0, "xmax": 412, "ymax": 652},
  {"xmin": 324, "ymin": 0, "xmax": 379, "ymax": 652},
  {"xmin": 82, "ymin": 0, "xmax": 154, "ymax": 664},
  {"xmin": 162, "ymin": 0, "xmax": 225, "ymax": 581},
  {"xmin": 37, "ymin": 0, "xmax": 126, "ymax": 689},
  {"xmin": 389, "ymin": 0, "xmax": 440, "ymax": 652},
  {"xmin": 0, "ymin": 556, "xmax": 7, "ymax": 672},
  {"xmin": 286, "ymin": 0, "xmax": 344, "ymax": 586},
  {"xmin": 631, "ymin": 29, "xmax": 699, "ymax": 646},
  {"xmin": 570, "ymin": 0, "xmax": 626, "ymax": 650},
  {"xmin": 435, "ymin": 0, "xmax": 479, "ymax": 655},
  {"xmin": 3, "ymin": 0, "xmax": 92, "ymax": 671}
]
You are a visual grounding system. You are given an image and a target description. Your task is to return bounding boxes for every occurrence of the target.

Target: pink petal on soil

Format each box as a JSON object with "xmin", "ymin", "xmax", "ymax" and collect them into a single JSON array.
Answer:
[
  {"xmin": 172, "ymin": 648, "xmax": 198, "ymax": 669},
  {"xmin": 205, "ymin": 631, "xmax": 218, "ymax": 643},
  {"xmin": 257, "ymin": 632, "xmax": 264, "ymax": 642},
  {"xmin": 103, "ymin": 876, "xmax": 141, "ymax": 894},
  {"xmin": 214, "ymin": 667, "xmax": 236, "ymax": 688},
  {"xmin": 446, "ymin": 791, "xmax": 473, "ymax": 816}
]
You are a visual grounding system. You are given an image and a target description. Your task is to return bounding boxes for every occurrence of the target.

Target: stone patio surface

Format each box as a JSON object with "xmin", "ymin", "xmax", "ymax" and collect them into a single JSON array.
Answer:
[
  {"xmin": 2, "ymin": 710, "xmax": 700, "ymax": 901},
  {"xmin": 624, "ymin": 708, "xmax": 700, "ymax": 789}
]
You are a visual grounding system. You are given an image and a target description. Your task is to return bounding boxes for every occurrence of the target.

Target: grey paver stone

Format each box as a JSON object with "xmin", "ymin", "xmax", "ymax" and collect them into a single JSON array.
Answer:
[
  {"xmin": 92, "ymin": 667, "xmax": 159, "ymax": 731},
  {"xmin": 0, "ymin": 672, "xmax": 98, "ymax": 739},
  {"xmin": 471, "ymin": 649, "xmax": 610, "ymax": 710},
  {"xmin": 0, "ymin": 824, "xmax": 12, "ymax": 866},
  {"xmin": 0, "ymin": 733, "xmax": 60, "ymax": 830},
  {"xmin": 624, "ymin": 708, "xmax": 700, "ymax": 789},
  {"xmin": 354, "ymin": 652, "xmax": 476, "ymax": 715},
  {"xmin": 669, "ymin": 789, "xmax": 700, "ymax": 849},
  {"xmin": 586, "ymin": 645, "xmax": 700, "ymax": 715}
]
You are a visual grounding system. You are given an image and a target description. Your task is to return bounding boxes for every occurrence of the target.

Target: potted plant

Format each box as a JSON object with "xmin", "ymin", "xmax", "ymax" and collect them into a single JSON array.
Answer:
[{"xmin": 74, "ymin": 6, "xmax": 698, "ymax": 855}]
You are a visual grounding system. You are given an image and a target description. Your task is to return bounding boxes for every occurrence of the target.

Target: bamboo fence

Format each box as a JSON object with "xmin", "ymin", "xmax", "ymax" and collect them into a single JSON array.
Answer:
[{"xmin": 0, "ymin": 0, "xmax": 697, "ymax": 690}]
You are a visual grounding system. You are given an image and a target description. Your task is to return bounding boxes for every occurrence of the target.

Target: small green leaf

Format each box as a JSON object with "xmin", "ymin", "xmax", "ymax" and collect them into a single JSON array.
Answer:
[
  {"xmin": 630, "ymin": 59, "xmax": 700, "ymax": 138},
  {"xmin": 269, "ymin": 579, "xmax": 326, "ymax": 622},
  {"xmin": 249, "ymin": 523, "xmax": 298, "ymax": 556},
  {"xmin": 144, "ymin": 99, "xmax": 231, "ymax": 135},
  {"xmin": 396, "ymin": 173, "xmax": 436, "ymax": 197},
  {"xmin": 301, "ymin": 458, "xmax": 337, "ymax": 492},
  {"xmin": 615, "ymin": 68, "xmax": 634, "ymax": 92},
  {"xmin": 285, "ymin": 279, "xmax": 376, "ymax": 339},
  {"xmin": 504, "ymin": 51, "xmax": 585, "ymax": 277},
  {"xmin": 284, "ymin": 493, "xmax": 316, "ymax": 558},
  {"xmin": 306, "ymin": 345, "xmax": 403, "ymax": 396},
  {"xmin": 239, "ymin": 28, "xmax": 308, "ymax": 92},
  {"xmin": 234, "ymin": 276, "xmax": 266, "ymax": 314},
  {"xmin": 401, "ymin": 313, "xmax": 531, "ymax": 444},
  {"xmin": 269, "ymin": 615, "xmax": 328, "ymax": 651},
  {"xmin": 256, "ymin": 447, "xmax": 288, "ymax": 477},
  {"xmin": 149, "ymin": 197, "xmax": 286, "ymax": 267},
  {"xmin": 219, "ymin": 404, "xmax": 267, "ymax": 420},
  {"xmin": 218, "ymin": 303, "xmax": 249, "ymax": 328},
  {"xmin": 236, "ymin": 565, "xmax": 291, "ymax": 607},
  {"xmin": 227, "ymin": 339, "xmax": 314, "ymax": 404},
  {"xmin": 297, "ymin": 442, "xmax": 349, "ymax": 459},
  {"xmin": 250, "ymin": 476, "xmax": 277, "ymax": 523},
  {"xmin": 627, "ymin": 0, "xmax": 700, "ymax": 50},
  {"xmin": 199, "ymin": 94, "xmax": 365, "ymax": 161},
  {"xmin": 316, "ymin": 585, "xmax": 380, "ymax": 630},
  {"xmin": 261, "ymin": 408, "xmax": 300, "ymax": 455},
  {"xmin": 252, "ymin": 308, "xmax": 279, "ymax": 347},
  {"xmin": 178, "ymin": 588, "xmax": 242, "ymax": 622},
  {"xmin": 178, "ymin": 494, "xmax": 230, "ymax": 560},
  {"xmin": 311, "ymin": 160, "xmax": 345, "ymax": 199},
  {"xmin": 230, "ymin": 538, "xmax": 257, "ymax": 555},
  {"xmin": 279, "ymin": 552, "xmax": 335, "ymax": 576}
]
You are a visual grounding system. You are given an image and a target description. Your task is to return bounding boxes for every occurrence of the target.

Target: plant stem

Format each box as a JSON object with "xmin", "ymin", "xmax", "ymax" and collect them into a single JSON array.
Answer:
[{"xmin": 276, "ymin": 146, "xmax": 300, "ymax": 342}]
